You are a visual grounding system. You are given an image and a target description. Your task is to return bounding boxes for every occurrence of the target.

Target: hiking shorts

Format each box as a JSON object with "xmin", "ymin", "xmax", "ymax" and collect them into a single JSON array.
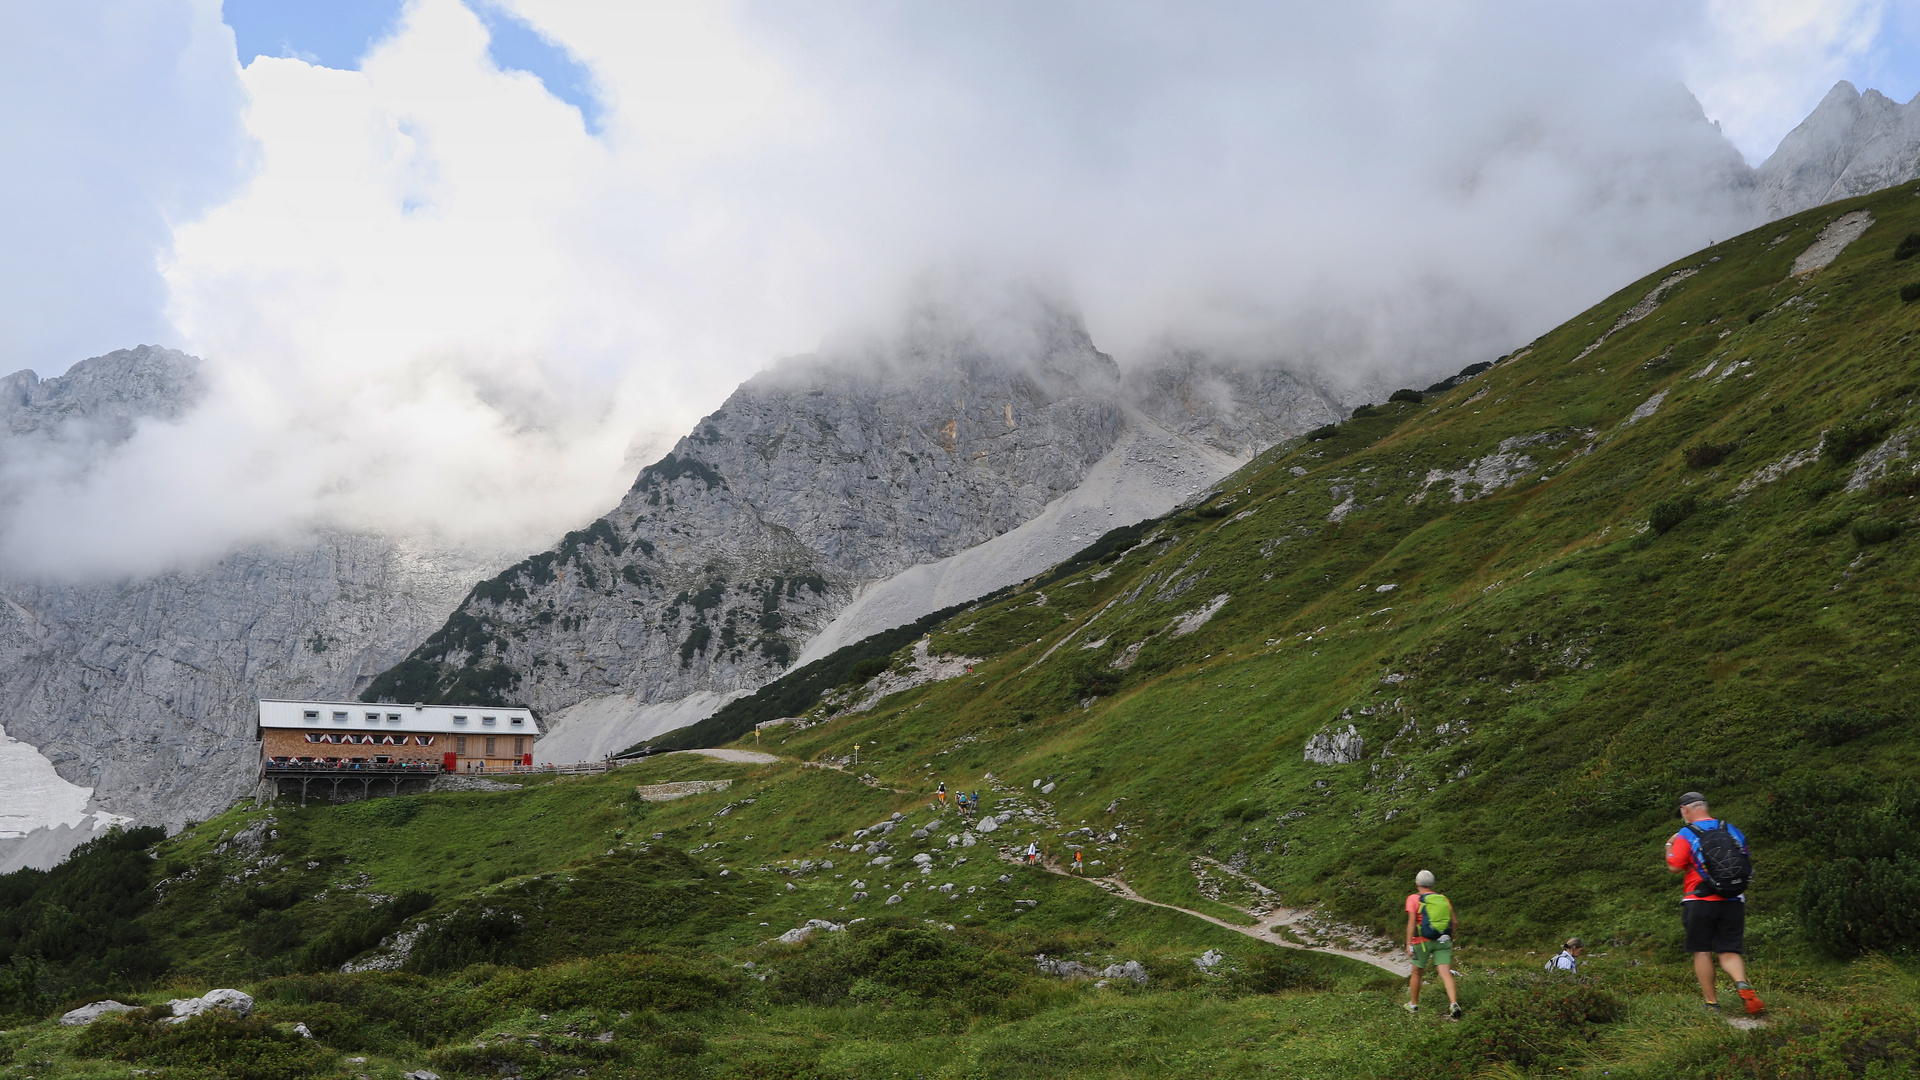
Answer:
[
  {"xmin": 1412, "ymin": 939, "xmax": 1452, "ymax": 968},
  {"xmin": 1681, "ymin": 899, "xmax": 1745, "ymax": 954}
]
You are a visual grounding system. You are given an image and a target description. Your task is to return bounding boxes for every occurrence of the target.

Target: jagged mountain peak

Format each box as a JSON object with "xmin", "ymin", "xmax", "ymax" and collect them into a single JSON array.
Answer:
[{"xmin": 1756, "ymin": 80, "xmax": 1920, "ymax": 220}]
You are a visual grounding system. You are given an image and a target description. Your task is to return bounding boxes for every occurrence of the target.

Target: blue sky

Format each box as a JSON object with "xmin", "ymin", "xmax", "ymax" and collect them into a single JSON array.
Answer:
[{"xmin": 223, "ymin": 0, "xmax": 602, "ymax": 132}]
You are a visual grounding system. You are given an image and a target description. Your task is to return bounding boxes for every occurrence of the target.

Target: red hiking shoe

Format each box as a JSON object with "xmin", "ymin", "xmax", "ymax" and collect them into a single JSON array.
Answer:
[{"xmin": 1737, "ymin": 987, "xmax": 1765, "ymax": 1015}]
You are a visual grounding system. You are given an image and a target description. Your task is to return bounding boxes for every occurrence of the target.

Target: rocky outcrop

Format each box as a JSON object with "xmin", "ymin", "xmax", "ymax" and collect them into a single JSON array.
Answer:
[
  {"xmin": 371, "ymin": 303, "xmax": 1352, "ymax": 758},
  {"xmin": 1756, "ymin": 82, "xmax": 1920, "ymax": 220},
  {"xmin": 0, "ymin": 349, "xmax": 503, "ymax": 858}
]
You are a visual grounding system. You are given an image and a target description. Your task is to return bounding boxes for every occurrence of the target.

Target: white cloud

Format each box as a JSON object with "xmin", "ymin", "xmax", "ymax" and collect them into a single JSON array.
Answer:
[
  {"xmin": 0, "ymin": 0, "xmax": 247, "ymax": 373},
  {"xmin": 2, "ymin": 0, "xmax": 1896, "ymax": 578},
  {"xmin": 1686, "ymin": 0, "xmax": 1889, "ymax": 162}
]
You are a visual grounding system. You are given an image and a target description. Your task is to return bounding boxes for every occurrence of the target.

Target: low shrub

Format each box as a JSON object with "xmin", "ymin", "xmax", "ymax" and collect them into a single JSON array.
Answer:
[
  {"xmin": 479, "ymin": 953, "xmax": 733, "ymax": 1013},
  {"xmin": 1683, "ymin": 442, "xmax": 1737, "ymax": 468},
  {"xmin": 1649, "ymin": 494, "xmax": 1697, "ymax": 534},
  {"xmin": 1799, "ymin": 854, "xmax": 1920, "ymax": 956},
  {"xmin": 1898, "ymin": 233, "xmax": 1920, "ymax": 261},
  {"xmin": 1388, "ymin": 388, "xmax": 1423, "ymax": 404},
  {"xmin": 72, "ymin": 1011, "xmax": 336, "ymax": 1080},
  {"xmin": 1852, "ymin": 517, "xmax": 1900, "ymax": 545},
  {"xmin": 1825, "ymin": 417, "xmax": 1892, "ymax": 464},
  {"xmin": 405, "ymin": 907, "xmax": 524, "ymax": 975},
  {"xmin": 1674, "ymin": 1003, "xmax": 1920, "ymax": 1079},
  {"xmin": 1399, "ymin": 977, "xmax": 1622, "ymax": 1077},
  {"xmin": 1228, "ymin": 952, "xmax": 1329, "ymax": 994},
  {"xmin": 255, "ymin": 971, "xmax": 492, "ymax": 1053},
  {"xmin": 1903, "ymin": 283, "xmax": 1920, "ymax": 303},
  {"xmin": 769, "ymin": 920, "xmax": 1027, "ymax": 1013},
  {"xmin": 1305, "ymin": 424, "xmax": 1340, "ymax": 441},
  {"xmin": 296, "ymin": 889, "xmax": 432, "ymax": 972},
  {"xmin": 1351, "ymin": 404, "xmax": 1380, "ymax": 419}
]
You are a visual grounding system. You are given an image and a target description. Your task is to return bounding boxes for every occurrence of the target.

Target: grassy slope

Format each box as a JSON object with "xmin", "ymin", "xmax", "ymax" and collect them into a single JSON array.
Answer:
[
  {"xmin": 8, "ymin": 186, "xmax": 1920, "ymax": 1078},
  {"xmin": 773, "ymin": 180, "xmax": 1920, "ymax": 953}
]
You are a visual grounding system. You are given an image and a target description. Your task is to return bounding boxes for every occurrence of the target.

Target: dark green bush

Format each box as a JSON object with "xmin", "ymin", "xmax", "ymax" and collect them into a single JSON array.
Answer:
[
  {"xmin": 1683, "ymin": 442, "xmax": 1737, "ymax": 468},
  {"xmin": 1305, "ymin": 424, "xmax": 1340, "ymax": 441},
  {"xmin": 769, "ymin": 921, "xmax": 1027, "ymax": 1013},
  {"xmin": 1901, "ymin": 282, "xmax": 1920, "ymax": 303},
  {"xmin": 72, "ymin": 1012, "xmax": 336, "ymax": 1080},
  {"xmin": 1800, "ymin": 855, "xmax": 1920, "ymax": 956},
  {"xmin": 1400, "ymin": 978, "xmax": 1622, "ymax": 1077},
  {"xmin": 1388, "ymin": 388, "xmax": 1424, "ymax": 404},
  {"xmin": 1898, "ymin": 233, "xmax": 1920, "ymax": 261},
  {"xmin": 256, "ymin": 971, "xmax": 491, "ymax": 1053},
  {"xmin": 1228, "ymin": 952, "xmax": 1329, "ymax": 994},
  {"xmin": 1747, "ymin": 310, "xmax": 1765, "ymax": 324},
  {"xmin": 479, "ymin": 953, "xmax": 732, "ymax": 1013},
  {"xmin": 1852, "ymin": 517, "xmax": 1899, "ymax": 545},
  {"xmin": 0, "ymin": 957, "xmax": 45, "ymax": 1021},
  {"xmin": 405, "ymin": 907, "xmax": 524, "ymax": 975},
  {"xmin": 1351, "ymin": 404, "xmax": 1380, "ymax": 419},
  {"xmin": 296, "ymin": 890, "xmax": 432, "ymax": 972},
  {"xmin": 1649, "ymin": 494, "xmax": 1697, "ymax": 534},
  {"xmin": 1827, "ymin": 417, "xmax": 1892, "ymax": 464},
  {"xmin": 0, "ymin": 825, "xmax": 169, "ymax": 994},
  {"xmin": 842, "ymin": 656, "xmax": 891, "ymax": 687}
]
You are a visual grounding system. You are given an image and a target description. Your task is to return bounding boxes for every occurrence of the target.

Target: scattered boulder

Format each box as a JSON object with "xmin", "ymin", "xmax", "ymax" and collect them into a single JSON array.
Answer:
[
  {"xmin": 164, "ymin": 988, "xmax": 254, "ymax": 1024},
  {"xmin": 293, "ymin": 1022, "xmax": 313, "ymax": 1039},
  {"xmin": 886, "ymin": 894, "xmax": 902, "ymax": 905},
  {"xmin": 1194, "ymin": 949, "xmax": 1224, "ymax": 972},
  {"xmin": 1104, "ymin": 961, "xmax": 1150, "ymax": 986},
  {"xmin": 851, "ymin": 891, "xmax": 869, "ymax": 901},
  {"xmin": 777, "ymin": 919, "xmax": 846, "ymax": 943},
  {"xmin": 869, "ymin": 855, "xmax": 893, "ymax": 867},
  {"xmin": 1040, "ymin": 782, "xmax": 1056, "ymax": 795},
  {"xmin": 975, "ymin": 816, "xmax": 999, "ymax": 833},
  {"xmin": 911, "ymin": 853, "xmax": 933, "ymax": 866},
  {"xmin": 403, "ymin": 1071, "xmax": 441, "ymax": 1080},
  {"xmin": 60, "ymin": 1000, "xmax": 138, "ymax": 1026}
]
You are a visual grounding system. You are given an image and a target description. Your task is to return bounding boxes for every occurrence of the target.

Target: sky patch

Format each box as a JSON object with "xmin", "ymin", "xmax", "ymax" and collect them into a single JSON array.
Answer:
[{"xmin": 224, "ymin": 0, "xmax": 601, "ymax": 132}]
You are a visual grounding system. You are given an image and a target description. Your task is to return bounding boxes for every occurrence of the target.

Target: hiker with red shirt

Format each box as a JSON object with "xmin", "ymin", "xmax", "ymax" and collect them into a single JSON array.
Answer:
[{"xmin": 1666, "ymin": 791, "xmax": 1764, "ymax": 1016}]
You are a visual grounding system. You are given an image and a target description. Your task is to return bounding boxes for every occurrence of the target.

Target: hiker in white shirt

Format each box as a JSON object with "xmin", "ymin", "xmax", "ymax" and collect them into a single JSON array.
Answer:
[{"xmin": 1545, "ymin": 937, "xmax": 1584, "ymax": 972}]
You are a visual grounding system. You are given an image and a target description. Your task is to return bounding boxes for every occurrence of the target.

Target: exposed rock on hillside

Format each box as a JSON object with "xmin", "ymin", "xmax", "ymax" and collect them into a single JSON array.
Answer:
[
  {"xmin": 0, "ymin": 349, "xmax": 502, "ymax": 861},
  {"xmin": 1757, "ymin": 82, "xmax": 1920, "ymax": 220},
  {"xmin": 373, "ymin": 304, "xmax": 1351, "ymax": 760}
]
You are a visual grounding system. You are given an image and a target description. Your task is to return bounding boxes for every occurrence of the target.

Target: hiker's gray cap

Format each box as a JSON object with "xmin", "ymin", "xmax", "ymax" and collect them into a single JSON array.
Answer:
[
  {"xmin": 1566, "ymin": 937, "xmax": 1584, "ymax": 949},
  {"xmin": 1678, "ymin": 791, "xmax": 1707, "ymax": 807},
  {"xmin": 1415, "ymin": 869, "xmax": 1436, "ymax": 888}
]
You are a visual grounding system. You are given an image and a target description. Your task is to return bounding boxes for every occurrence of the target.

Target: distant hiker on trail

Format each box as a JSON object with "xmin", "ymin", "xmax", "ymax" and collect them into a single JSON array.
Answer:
[
  {"xmin": 937, "ymin": 781, "xmax": 948, "ymax": 807},
  {"xmin": 1073, "ymin": 849, "xmax": 1084, "ymax": 874},
  {"xmin": 1026, "ymin": 841, "xmax": 1039, "ymax": 866},
  {"xmin": 1545, "ymin": 938, "xmax": 1584, "ymax": 973},
  {"xmin": 1667, "ymin": 791, "xmax": 1763, "ymax": 1016},
  {"xmin": 1404, "ymin": 869, "xmax": 1461, "ymax": 1019}
]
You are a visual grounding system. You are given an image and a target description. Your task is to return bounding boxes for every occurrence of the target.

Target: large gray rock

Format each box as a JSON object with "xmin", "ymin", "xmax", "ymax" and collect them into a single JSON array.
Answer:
[
  {"xmin": 59, "ymin": 999, "xmax": 138, "ymax": 1026},
  {"xmin": 163, "ymin": 988, "xmax": 253, "ymax": 1023}
]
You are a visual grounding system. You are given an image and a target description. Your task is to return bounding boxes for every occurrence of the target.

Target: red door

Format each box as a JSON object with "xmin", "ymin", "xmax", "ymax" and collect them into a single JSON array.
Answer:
[
  {"xmin": 522, "ymin": 753, "xmax": 532, "ymax": 766},
  {"xmin": 442, "ymin": 752, "xmax": 457, "ymax": 772}
]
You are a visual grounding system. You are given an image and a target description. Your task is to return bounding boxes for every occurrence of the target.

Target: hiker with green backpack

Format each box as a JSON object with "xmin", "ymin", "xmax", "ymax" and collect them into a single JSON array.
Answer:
[{"xmin": 1403, "ymin": 869, "xmax": 1462, "ymax": 1019}]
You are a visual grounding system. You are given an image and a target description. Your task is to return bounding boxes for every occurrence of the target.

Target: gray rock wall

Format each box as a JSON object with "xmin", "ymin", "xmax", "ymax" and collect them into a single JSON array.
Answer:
[{"xmin": 1756, "ymin": 82, "xmax": 1920, "ymax": 220}]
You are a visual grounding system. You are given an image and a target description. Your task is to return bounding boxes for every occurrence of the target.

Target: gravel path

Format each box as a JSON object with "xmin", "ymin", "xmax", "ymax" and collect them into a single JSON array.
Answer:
[
  {"xmin": 1011, "ymin": 851, "xmax": 1411, "ymax": 976},
  {"xmin": 670, "ymin": 748, "xmax": 780, "ymax": 764}
]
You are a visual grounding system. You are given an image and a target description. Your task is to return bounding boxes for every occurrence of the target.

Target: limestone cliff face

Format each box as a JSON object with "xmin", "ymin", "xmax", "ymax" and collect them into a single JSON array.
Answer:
[
  {"xmin": 366, "ymin": 305, "xmax": 1136, "ymax": 717},
  {"xmin": 0, "ymin": 350, "xmax": 501, "ymax": 831},
  {"xmin": 1756, "ymin": 82, "xmax": 1920, "ymax": 220}
]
